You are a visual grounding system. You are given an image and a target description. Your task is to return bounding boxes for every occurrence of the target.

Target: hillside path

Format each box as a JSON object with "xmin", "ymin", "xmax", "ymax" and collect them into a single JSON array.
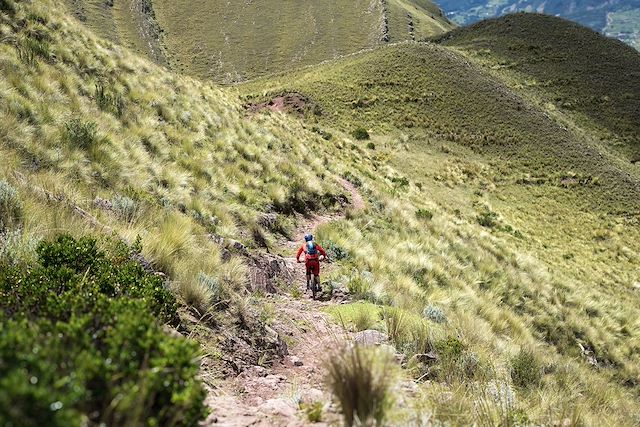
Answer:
[{"xmin": 201, "ymin": 178, "xmax": 364, "ymax": 427}]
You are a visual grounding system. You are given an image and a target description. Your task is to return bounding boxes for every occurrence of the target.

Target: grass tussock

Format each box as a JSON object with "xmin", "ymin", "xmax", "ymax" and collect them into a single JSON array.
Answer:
[{"xmin": 326, "ymin": 345, "xmax": 397, "ymax": 427}]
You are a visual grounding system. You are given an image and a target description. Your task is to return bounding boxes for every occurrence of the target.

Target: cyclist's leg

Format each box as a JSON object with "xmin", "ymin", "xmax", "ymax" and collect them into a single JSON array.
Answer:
[{"xmin": 305, "ymin": 261, "xmax": 311, "ymax": 289}]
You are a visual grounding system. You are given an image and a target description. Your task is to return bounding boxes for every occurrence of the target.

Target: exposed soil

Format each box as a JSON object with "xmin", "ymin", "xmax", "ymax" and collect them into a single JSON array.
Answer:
[
  {"xmin": 246, "ymin": 93, "xmax": 315, "ymax": 116},
  {"xmin": 201, "ymin": 179, "xmax": 365, "ymax": 426}
]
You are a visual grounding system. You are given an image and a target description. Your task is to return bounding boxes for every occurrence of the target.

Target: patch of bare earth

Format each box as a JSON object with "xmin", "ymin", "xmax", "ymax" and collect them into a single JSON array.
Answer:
[{"xmin": 246, "ymin": 93, "xmax": 316, "ymax": 116}]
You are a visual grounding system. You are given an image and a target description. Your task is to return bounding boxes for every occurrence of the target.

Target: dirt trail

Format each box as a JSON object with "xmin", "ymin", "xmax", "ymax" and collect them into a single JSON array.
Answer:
[{"xmin": 202, "ymin": 179, "xmax": 364, "ymax": 427}]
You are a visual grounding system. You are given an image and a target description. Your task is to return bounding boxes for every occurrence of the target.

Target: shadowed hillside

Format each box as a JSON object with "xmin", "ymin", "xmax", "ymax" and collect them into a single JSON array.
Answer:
[{"xmin": 435, "ymin": 13, "xmax": 640, "ymax": 160}]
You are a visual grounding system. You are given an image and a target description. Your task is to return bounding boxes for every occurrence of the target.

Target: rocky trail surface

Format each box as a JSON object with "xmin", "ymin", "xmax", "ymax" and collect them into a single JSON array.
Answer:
[{"xmin": 201, "ymin": 178, "xmax": 365, "ymax": 426}]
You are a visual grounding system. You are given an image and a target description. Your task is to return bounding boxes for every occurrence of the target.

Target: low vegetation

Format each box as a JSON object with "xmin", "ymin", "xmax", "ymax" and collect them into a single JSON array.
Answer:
[
  {"xmin": 1, "ymin": 1, "xmax": 639, "ymax": 425},
  {"xmin": 326, "ymin": 345, "xmax": 397, "ymax": 426},
  {"xmin": 0, "ymin": 235, "xmax": 206, "ymax": 426}
]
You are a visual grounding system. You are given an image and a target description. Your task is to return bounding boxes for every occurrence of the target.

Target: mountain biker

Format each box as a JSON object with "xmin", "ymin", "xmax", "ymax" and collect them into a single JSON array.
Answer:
[{"xmin": 296, "ymin": 234, "xmax": 327, "ymax": 290}]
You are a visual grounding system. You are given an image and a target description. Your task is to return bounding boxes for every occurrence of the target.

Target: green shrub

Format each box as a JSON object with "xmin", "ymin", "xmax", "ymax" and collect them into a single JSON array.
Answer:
[
  {"xmin": 423, "ymin": 305, "xmax": 446, "ymax": 323},
  {"xmin": 64, "ymin": 119, "xmax": 99, "ymax": 150},
  {"xmin": 326, "ymin": 345, "xmax": 395, "ymax": 426},
  {"xmin": 510, "ymin": 349, "xmax": 542, "ymax": 389},
  {"xmin": 0, "ymin": 180, "xmax": 22, "ymax": 232},
  {"xmin": 343, "ymin": 171, "xmax": 362, "ymax": 187},
  {"xmin": 0, "ymin": 0, "xmax": 16, "ymax": 14},
  {"xmin": 366, "ymin": 142, "xmax": 376, "ymax": 150},
  {"xmin": 325, "ymin": 240, "xmax": 349, "ymax": 261},
  {"xmin": 111, "ymin": 194, "xmax": 138, "ymax": 222},
  {"xmin": 352, "ymin": 127, "xmax": 370, "ymax": 140},
  {"xmin": 477, "ymin": 208, "xmax": 499, "ymax": 228},
  {"xmin": 415, "ymin": 209, "xmax": 433, "ymax": 221},
  {"xmin": 0, "ymin": 235, "xmax": 207, "ymax": 426},
  {"xmin": 311, "ymin": 126, "xmax": 332, "ymax": 140}
]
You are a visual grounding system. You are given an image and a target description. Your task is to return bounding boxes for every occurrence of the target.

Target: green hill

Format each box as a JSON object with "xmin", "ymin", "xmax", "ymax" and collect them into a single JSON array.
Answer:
[
  {"xmin": 62, "ymin": 0, "xmax": 454, "ymax": 82},
  {"xmin": 435, "ymin": 13, "xmax": 640, "ymax": 158},
  {"xmin": 239, "ymin": 39, "xmax": 640, "ymax": 214},
  {"xmin": 2, "ymin": 1, "xmax": 640, "ymax": 426}
]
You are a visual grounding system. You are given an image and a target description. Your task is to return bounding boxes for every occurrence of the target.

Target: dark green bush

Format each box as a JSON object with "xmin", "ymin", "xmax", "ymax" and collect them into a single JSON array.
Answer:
[
  {"xmin": 64, "ymin": 119, "xmax": 99, "ymax": 149},
  {"xmin": 311, "ymin": 126, "xmax": 332, "ymax": 140},
  {"xmin": 325, "ymin": 240, "xmax": 349, "ymax": 261},
  {"xmin": 343, "ymin": 171, "xmax": 362, "ymax": 187},
  {"xmin": 510, "ymin": 349, "xmax": 542, "ymax": 389},
  {"xmin": 415, "ymin": 209, "xmax": 433, "ymax": 221},
  {"xmin": 351, "ymin": 127, "xmax": 370, "ymax": 140},
  {"xmin": 477, "ymin": 208, "xmax": 499, "ymax": 228},
  {"xmin": 0, "ymin": 0, "xmax": 16, "ymax": 14},
  {"xmin": 0, "ymin": 235, "xmax": 207, "ymax": 426}
]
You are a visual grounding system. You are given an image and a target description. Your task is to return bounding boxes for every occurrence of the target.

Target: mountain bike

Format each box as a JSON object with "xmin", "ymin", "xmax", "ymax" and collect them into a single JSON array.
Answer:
[{"xmin": 302, "ymin": 256, "xmax": 326, "ymax": 300}]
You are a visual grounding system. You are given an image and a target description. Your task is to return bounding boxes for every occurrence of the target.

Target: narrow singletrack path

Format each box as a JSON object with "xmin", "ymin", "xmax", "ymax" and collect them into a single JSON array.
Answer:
[{"xmin": 202, "ymin": 179, "xmax": 364, "ymax": 426}]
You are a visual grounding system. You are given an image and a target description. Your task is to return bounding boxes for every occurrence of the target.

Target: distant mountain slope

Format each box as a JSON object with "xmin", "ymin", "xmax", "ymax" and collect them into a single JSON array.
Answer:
[
  {"xmin": 435, "ymin": 13, "xmax": 640, "ymax": 162},
  {"xmin": 434, "ymin": 0, "xmax": 640, "ymax": 49},
  {"xmin": 62, "ymin": 0, "xmax": 453, "ymax": 82}
]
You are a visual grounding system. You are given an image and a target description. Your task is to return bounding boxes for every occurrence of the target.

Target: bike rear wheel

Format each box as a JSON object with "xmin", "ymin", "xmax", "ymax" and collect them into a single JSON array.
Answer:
[{"xmin": 311, "ymin": 273, "xmax": 320, "ymax": 299}]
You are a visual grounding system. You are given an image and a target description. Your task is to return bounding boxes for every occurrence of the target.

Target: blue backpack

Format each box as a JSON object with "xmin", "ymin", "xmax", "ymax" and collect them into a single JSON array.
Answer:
[{"xmin": 306, "ymin": 241, "xmax": 318, "ymax": 255}]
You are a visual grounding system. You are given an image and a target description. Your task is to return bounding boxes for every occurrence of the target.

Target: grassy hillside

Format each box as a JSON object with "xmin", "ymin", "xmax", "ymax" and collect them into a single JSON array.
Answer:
[
  {"xmin": 435, "ymin": 14, "xmax": 640, "ymax": 160},
  {"xmin": 62, "ymin": 0, "xmax": 167, "ymax": 65},
  {"xmin": 3, "ymin": 0, "xmax": 640, "ymax": 425},
  {"xmin": 62, "ymin": 0, "xmax": 453, "ymax": 82},
  {"xmin": 239, "ymin": 41, "xmax": 640, "ymax": 214},
  {"xmin": 238, "ymin": 25, "xmax": 640, "ymax": 424},
  {"xmin": 386, "ymin": 0, "xmax": 453, "ymax": 42}
]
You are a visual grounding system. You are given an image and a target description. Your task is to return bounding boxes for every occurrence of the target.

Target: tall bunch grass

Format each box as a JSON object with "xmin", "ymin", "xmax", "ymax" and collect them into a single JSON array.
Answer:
[
  {"xmin": 0, "ymin": 180, "xmax": 22, "ymax": 231},
  {"xmin": 326, "ymin": 345, "xmax": 397, "ymax": 426}
]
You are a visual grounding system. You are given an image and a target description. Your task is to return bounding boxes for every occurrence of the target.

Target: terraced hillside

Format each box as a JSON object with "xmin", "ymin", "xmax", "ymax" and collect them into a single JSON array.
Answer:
[
  {"xmin": 3, "ymin": 1, "xmax": 640, "ymax": 426},
  {"xmin": 62, "ymin": 0, "xmax": 454, "ymax": 82}
]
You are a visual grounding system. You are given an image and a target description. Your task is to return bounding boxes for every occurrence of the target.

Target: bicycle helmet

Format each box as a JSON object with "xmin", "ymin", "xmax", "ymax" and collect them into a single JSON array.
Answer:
[{"xmin": 304, "ymin": 234, "xmax": 313, "ymax": 242}]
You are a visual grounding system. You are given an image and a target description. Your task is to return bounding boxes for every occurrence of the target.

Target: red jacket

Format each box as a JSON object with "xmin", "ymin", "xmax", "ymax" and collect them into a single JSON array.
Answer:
[{"xmin": 296, "ymin": 242, "xmax": 327, "ymax": 262}]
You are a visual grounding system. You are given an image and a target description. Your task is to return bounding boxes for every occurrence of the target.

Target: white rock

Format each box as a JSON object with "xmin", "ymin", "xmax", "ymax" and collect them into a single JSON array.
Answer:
[
  {"xmin": 258, "ymin": 398, "xmax": 297, "ymax": 417},
  {"xmin": 301, "ymin": 388, "xmax": 325, "ymax": 405},
  {"xmin": 354, "ymin": 330, "xmax": 388, "ymax": 346}
]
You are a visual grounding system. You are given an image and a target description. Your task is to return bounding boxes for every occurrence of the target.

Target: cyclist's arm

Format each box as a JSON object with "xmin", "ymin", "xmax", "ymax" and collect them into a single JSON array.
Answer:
[
  {"xmin": 296, "ymin": 245, "xmax": 305, "ymax": 262},
  {"xmin": 317, "ymin": 244, "xmax": 328, "ymax": 260}
]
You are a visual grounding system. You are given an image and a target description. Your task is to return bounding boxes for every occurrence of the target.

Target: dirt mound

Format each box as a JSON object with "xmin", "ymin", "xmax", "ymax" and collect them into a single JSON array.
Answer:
[{"xmin": 246, "ymin": 93, "xmax": 317, "ymax": 116}]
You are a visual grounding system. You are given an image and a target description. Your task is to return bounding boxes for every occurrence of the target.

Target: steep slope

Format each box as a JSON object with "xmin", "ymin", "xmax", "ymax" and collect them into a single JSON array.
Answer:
[
  {"xmin": 435, "ymin": 0, "xmax": 640, "ymax": 49},
  {"xmin": 62, "ymin": 0, "xmax": 168, "ymax": 65},
  {"xmin": 3, "ymin": 1, "xmax": 640, "ymax": 426},
  {"xmin": 62, "ymin": 0, "xmax": 454, "ymax": 82}
]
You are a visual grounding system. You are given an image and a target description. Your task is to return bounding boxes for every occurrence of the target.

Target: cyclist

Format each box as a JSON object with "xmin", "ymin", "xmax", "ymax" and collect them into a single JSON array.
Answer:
[{"xmin": 296, "ymin": 234, "xmax": 327, "ymax": 293}]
